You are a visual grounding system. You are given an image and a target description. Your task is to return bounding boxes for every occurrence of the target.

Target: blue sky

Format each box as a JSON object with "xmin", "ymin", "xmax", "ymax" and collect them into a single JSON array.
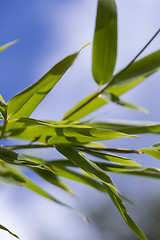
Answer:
[{"xmin": 0, "ymin": 0, "xmax": 160, "ymax": 239}]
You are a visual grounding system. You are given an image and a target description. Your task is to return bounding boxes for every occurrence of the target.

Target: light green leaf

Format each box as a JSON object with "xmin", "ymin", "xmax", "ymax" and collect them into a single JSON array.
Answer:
[
  {"xmin": 89, "ymin": 119, "xmax": 160, "ymax": 134},
  {"xmin": 92, "ymin": 0, "xmax": 117, "ymax": 85},
  {"xmin": 63, "ymin": 91, "xmax": 148, "ymax": 121},
  {"xmin": 5, "ymin": 118, "xmax": 134, "ymax": 144},
  {"xmin": 56, "ymin": 144, "xmax": 147, "ymax": 240},
  {"xmin": 0, "ymin": 164, "xmax": 26, "ymax": 185},
  {"xmin": 108, "ymin": 50, "xmax": 160, "ymax": 94},
  {"xmin": 141, "ymin": 148, "xmax": 160, "ymax": 160},
  {"xmin": 0, "ymin": 95, "xmax": 7, "ymax": 120},
  {"xmin": 63, "ymin": 50, "xmax": 160, "ymax": 121},
  {"xmin": 7, "ymin": 45, "xmax": 88, "ymax": 119},
  {"xmin": 0, "ymin": 224, "xmax": 19, "ymax": 239},
  {"xmin": 80, "ymin": 148, "xmax": 140, "ymax": 166},
  {"xmin": 0, "ymin": 147, "xmax": 44, "ymax": 167},
  {"xmin": 0, "ymin": 39, "xmax": 19, "ymax": 53}
]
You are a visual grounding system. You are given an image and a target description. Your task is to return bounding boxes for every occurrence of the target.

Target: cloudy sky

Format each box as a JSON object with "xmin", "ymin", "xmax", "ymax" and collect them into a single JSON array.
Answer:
[{"xmin": 0, "ymin": 1, "xmax": 160, "ymax": 239}]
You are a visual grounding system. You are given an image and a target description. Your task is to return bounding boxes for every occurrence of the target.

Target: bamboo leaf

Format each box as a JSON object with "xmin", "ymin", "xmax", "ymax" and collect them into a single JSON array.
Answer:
[
  {"xmin": 103, "ymin": 183, "xmax": 147, "ymax": 240},
  {"xmin": 32, "ymin": 167, "xmax": 73, "ymax": 195},
  {"xmin": 0, "ymin": 224, "xmax": 19, "ymax": 239},
  {"xmin": 7, "ymin": 45, "xmax": 88, "ymax": 119},
  {"xmin": 80, "ymin": 148, "xmax": 140, "ymax": 166},
  {"xmin": 0, "ymin": 164, "xmax": 26, "ymax": 185},
  {"xmin": 0, "ymin": 39, "xmax": 19, "ymax": 53},
  {"xmin": 108, "ymin": 50, "xmax": 160, "ymax": 94},
  {"xmin": 141, "ymin": 148, "xmax": 160, "ymax": 160},
  {"xmin": 92, "ymin": 0, "xmax": 117, "ymax": 85},
  {"xmin": 5, "ymin": 118, "xmax": 134, "ymax": 144},
  {"xmin": 0, "ymin": 95, "xmax": 7, "ymax": 120},
  {"xmin": 63, "ymin": 50, "xmax": 160, "ymax": 121},
  {"xmin": 89, "ymin": 119, "xmax": 160, "ymax": 134},
  {"xmin": 56, "ymin": 144, "xmax": 147, "ymax": 240},
  {"xmin": 0, "ymin": 147, "xmax": 45, "ymax": 167}
]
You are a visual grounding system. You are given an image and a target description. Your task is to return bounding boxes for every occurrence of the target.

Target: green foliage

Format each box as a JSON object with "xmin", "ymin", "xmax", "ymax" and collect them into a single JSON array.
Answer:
[{"xmin": 0, "ymin": 0, "xmax": 160, "ymax": 239}]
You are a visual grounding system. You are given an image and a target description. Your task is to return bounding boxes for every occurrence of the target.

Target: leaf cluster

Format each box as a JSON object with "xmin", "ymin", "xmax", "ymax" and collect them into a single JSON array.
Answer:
[{"xmin": 0, "ymin": 1, "xmax": 160, "ymax": 239}]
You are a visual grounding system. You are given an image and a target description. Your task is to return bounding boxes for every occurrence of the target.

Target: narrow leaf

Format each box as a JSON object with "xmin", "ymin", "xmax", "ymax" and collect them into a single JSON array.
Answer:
[
  {"xmin": 0, "ymin": 95, "xmax": 7, "ymax": 120},
  {"xmin": 56, "ymin": 144, "xmax": 147, "ymax": 240},
  {"xmin": 63, "ymin": 50, "xmax": 160, "ymax": 121},
  {"xmin": 0, "ymin": 224, "xmax": 19, "ymax": 239},
  {"xmin": 89, "ymin": 119, "xmax": 160, "ymax": 134},
  {"xmin": 141, "ymin": 148, "xmax": 160, "ymax": 160},
  {"xmin": 0, "ymin": 39, "xmax": 19, "ymax": 53},
  {"xmin": 5, "ymin": 118, "xmax": 134, "ymax": 144},
  {"xmin": 7, "ymin": 45, "xmax": 89, "ymax": 119},
  {"xmin": 0, "ymin": 164, "xmax": 25, "ymax": 185},
  {"xmin": 92, "ymin": 0, "xmax": 117, "ymax": 85}
]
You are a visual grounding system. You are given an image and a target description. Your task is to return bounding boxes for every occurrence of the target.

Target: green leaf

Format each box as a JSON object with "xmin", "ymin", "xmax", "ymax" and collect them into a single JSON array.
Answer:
[
  {"xmin": 63, "ymin": 91, "xmax": 148, "ymax": 121},
  {"xmin": 5, "ymin": 118, "xmax": 134, "ymax": 144},
  {"xmin": 103, "ymin": 183, "xmax": 147, "ymax": 240},
  {"xmin": 92, "ymin": 0, "xmax": 117, "ymax": 85},
  {"xmin": 56, "ymin": 144, "xmax": 147, "ymax": 240},
  {"xmin": 141, "ymin": 148, "xmax": 160, "ymax": 160},
  {"xmin": 89, "ymin": 119, "xmax": 160, "ymax": 134},
  {"xmin": 48, "ymin": 160, "xmax": 105, "ymax": 192},
  {"xmin": 0, "ymin": 147, "xmax": 45, "ymax": 167},
  {"xmin": 5, "ymin": 165, "xmax": 73, "ymax": 208},
  {"xmin": 32, "ymin": 167, "xmax": 73, "ymax": 195},
  {"xmin": 0, "ymin": 95, "xmax": 7, "ymax": 120},
  {"xmin": 108, "ymin": 50, "xmax": 160, "ymax": 95},
  {"xmin": 7, "ymin": 45, "xmax": 88, "ymax": 119},
  {"xmin": 0, "ymin": 224, "xmax": 19, "ymax": 239},
  {"xmin": 63, "ymin": 50, "xmax": 160, "ymax": 121},
  {"xmin": 80, "ymin": 148, "xmax": 140, "ymax": 166},
  {"xmin": 0, "ymin": 39, "xmax": 19, "ymax": 53},
  {"xmin": 0, "ymin": 164, "xmax": 26, "ymax": 185}
]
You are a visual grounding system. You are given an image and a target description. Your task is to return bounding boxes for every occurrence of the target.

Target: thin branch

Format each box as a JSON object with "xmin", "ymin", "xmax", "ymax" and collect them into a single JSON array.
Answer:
[
  {"xmin": 77, "ymin": 145, "xmax": 141, "ymax": 154},
  {"xmin": 4, "ymin": 143, "xmax": 141, "ymax": 154},
  {"xmin": 64, "ymin": 29, "xmax": 160, "ymax": 120},
  {"xmin": 5, "ymin": 144, "xmax": 54, "ymax": 150}
]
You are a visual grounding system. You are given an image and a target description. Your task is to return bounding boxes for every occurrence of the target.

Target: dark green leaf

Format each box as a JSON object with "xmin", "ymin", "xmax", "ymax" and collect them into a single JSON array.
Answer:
[
  {"xmin": 32, "ymin": 167, "xmax": 73, "ymax": 195},
  {"xmin": 56, "ymin": 144, "xmax": 147, "ymax": 240},
  {"xmin": 0, "ymin": 224, "xmax": 19, "ymax": 239},
  {"xmin": 0, "ymin": 95, "xmax": 7, "ymax": 120},
  {"xmin": 0, "ymin": 164, "xmax": 25, "ymax": 185},
  {"xmin": 92, "ymin": 0, "xmax": 117, "ymax": 85}
]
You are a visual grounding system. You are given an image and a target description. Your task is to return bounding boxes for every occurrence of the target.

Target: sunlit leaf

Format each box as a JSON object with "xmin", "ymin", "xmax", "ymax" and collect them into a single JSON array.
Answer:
[
  {"xmin": 141, "ymin": 148, "xmax": 160, "ymax": 160},
  {"xmin": 89, "ymin": 119, "xmax": 160, "ymax": 134},
  {"xmin": 5, "ymin": 117, "xmax": 134, "ymax": 144},
  {"xmin": 92, "ymin": 0, "xmax": 117, "ymax": 85},
  {"xmin": 7, "ymin": 44, "xmax": 89, "ymax": 119},
  {"xmin": 0, "ymin": 39, "xmax": 19, "ymax": 53},
  {"xmin": 108, "ymin": 50, "xmax": 160, "ymax": 94},
  {"xmin": 63, "ymin": 50, "xmax": 160, "ymax": 121}
]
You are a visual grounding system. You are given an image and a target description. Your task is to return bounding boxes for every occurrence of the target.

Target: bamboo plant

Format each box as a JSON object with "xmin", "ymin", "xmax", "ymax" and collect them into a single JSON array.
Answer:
[{"xmin": 0, "ymin": 0, "xmax": 160, "ymax": 239}]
